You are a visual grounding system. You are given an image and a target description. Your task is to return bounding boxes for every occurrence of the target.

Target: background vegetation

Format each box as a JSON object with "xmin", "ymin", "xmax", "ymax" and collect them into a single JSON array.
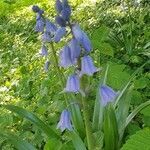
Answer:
[{"xmin": 0, "ymin": 0, "xmax": 149, "ymax": 149}]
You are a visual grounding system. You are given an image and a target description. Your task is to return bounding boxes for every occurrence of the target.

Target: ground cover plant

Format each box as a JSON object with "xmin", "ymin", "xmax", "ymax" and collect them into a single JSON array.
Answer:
[{"xmin": 0, "ymin": 0, "xmax": 150, "ymax": 150}]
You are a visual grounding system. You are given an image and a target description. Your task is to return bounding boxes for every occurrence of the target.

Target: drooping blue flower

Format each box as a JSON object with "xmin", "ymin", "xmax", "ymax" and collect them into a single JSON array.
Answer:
[
  {"xmin": 53, "ymin": 27, "xmax": 66, "ymax": 42},
  {"xmin": 44, "ymin": 60, "xmax": 50, "ymax": 72},
  {"xmin": 45, "ymin": 20, "xmax": 57, "ymax": 33},
  {"xmin": 99, "ymin": 85, "xmax": 118, "ymax": 106},
  {"xmin": 72, "ymin": 24, "xmax": 92, "ymax": 52},
  {"xmin": 39, "ymin": 45, "xmax": 48, "ymax": 56},
  {"xmin": 59, "ymin": 45, "xmax": 75, "ymax": 68},
  {"xmin": 35, "ymin": 17, "xmax": 45, "ymax": 32},
  {"xmin": 65, "ymin": 74, "xmax": 80, "ymax": 93},
  {"xmin": 61, "ymin": 5, "xmax": 71, "ymax": 21},
  {"xmin": 57, "ymin": 109, "xmax": 73, "ymax": 132},
  {"xmin": 42, "ymin": 32, "xmax": 52, "ymax": 42},
  {"xmin": 80, "ymin": 55, "xmax": 98, "ymax": 76},
  {"xmin": 55, "ymin": 16, "xmax": 66, "ymax": 27},
  {"xmin": 55, "ymin": 0, "xmax": 63, "ymax": 14},
  {"xmin": 68, "ymin": 38, "xmax": 81, "ymax": 60}
]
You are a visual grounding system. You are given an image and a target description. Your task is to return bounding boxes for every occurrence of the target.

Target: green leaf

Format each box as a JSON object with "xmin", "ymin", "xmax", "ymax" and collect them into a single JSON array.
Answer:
[
  {"xmin": 114, "ymin": 62, "xmax": 148, "ymax": 107},
  {"xmin": 103, "ymin": 104, "xmax": 119, "ymax": 150},
  {"xmin": 121, "ymin": 128, "xmax": 150, "ymax": 150},
  {"xmin": 134, "ymin": 77, "xmax": 149, "ymax": 89},
  {"xmin": 116, "ymin": 85, "xmax": 133, "ymax": 140},
  {"xmin": 141, "ymin": 106, "xmax": 150, "ymax": 117},
  {"xmin": 0, "ymin": 133, "xmax": 36, "ymax": 150},
  {"xmin": 126, "ymin": 101, "xmax": 150, "ymax": 127},
  {"xmin": 44, "ymin": 139, "xmax": 62, "ymax": 150},
  {"xmin": 69, "ymin": 102, "xmax": 85, "ymax": 138},
  {"xmin": 3, "ymin": 105, "xmax": 60, "ymax": 139},
  {"xmin": 69, "ymin": 131, "xmax": 87, "ymax": 150},
  {"xmin": 92, "ymin": 65, "xmax": 109, "ymax": 131}
]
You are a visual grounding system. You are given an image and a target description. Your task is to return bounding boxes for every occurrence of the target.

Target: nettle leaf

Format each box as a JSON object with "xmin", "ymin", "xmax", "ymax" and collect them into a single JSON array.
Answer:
[
  {"xmin": 134, "ymin": 77, "xmax": 149, "ymax": 89},
  {"xmin": 121, "ymin": 128, "xmax": 150, "ymax": 150},
  {"xmin": 91, "ymin": 26, "xmax": 114, "ymax": 56},
  {"xmin": 107, "ymin": 63, "xmax": 130, "ymax": 89},
  {"xmin": 141, "ymin": 106, "xmax": 150, "ymax": 117}
]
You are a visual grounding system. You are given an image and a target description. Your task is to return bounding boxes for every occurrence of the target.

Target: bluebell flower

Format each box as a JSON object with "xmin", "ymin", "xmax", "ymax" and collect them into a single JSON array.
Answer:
[
  {"xmin": 80, "ymin": 55, "xmax": 98, "ymax": 76},
  {"xmin": 45, "ymin": 20, "xmax": 57, "ymax": 33},
  {"xmin": 35, "ymin": 18, "xmax": 45, "ymax": 32},
  {"xmin": 55, "ymin": 0, "xmax": 63, "ymax": 14},
  {"xmin": 44, "ymin": 60, "xmax": 50, "ymax": 72},
  {"xmin": 55, "ymin": 16, "xmax": 66, "ymax": 27},
  {"xmin": 53, "ymin": 27, "xmax": 66, "ymax": 42},
  {"xmin": 99, "ymin": 85, "xmax": 118, "ymax": 106},
  {"xmin": 65, "ymin": 74, "xmax": 80, "ymax": 93},
  {"xmin": 42, "ymin": 32, "xmax": 52, "ymax": 42},
  {"xmin": 61, "ymin": 5, "xmax": 71, "ymax": 21},
  {"xmin": 72, "ymin": 24, "xmax": 92, "ymax": 52},
  {"xmin": 68, "ymin": 38, "xmax": 81, "ymax": 60},
  {"xmin": 57, "ymin": 109, "xmax": 73, "ymax": 132},
  {"xmin": 40, "ymin": 45, "xmax": 48, "ymax": 56},
  {"xmin": 59, "ymin": 45, "xmax": 75, "ymax": 68}
]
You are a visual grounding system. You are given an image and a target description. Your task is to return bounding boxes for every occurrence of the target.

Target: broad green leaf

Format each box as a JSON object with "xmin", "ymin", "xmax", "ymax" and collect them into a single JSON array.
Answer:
[
  {"xmin": 0, "ymin": 133, "xmax": 36, "ymax": 150},
  {"xmin": 3, "ymin": 105, "xmax": 60, "ymax": 139},
  {"xmin": 69, "ymin": 131, "xmax": 87, "ymax": 150},
  {"xmin": 141, "ymin": 106, "xmax": 150, "ymax": 117},
  {"xmin": 121, "ymin": 128, "xmax": 150, "ymax": 150},
  {"xmin": 134, "ymin": 77, "xmax": 149, "ymax": 89},
  {"xmin": 114, "ymin": 62, "xmax": 148, "ymax": 107},
  {"xmin": 103, "ymin": 104, "xmax": 119, "ymax": 150}
]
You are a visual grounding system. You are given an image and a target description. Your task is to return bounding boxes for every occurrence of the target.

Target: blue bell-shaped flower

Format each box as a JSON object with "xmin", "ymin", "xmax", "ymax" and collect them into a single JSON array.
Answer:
[
  {"xmin": 72, "ymin": 24, "xmax": 92, "ymax": 52},
  {"xmin": 44, "ymin": 60, "xmax": 50, "ymax": 72},
  {"xmin": 42, "ymin": 32, "xmax": 52, "ymax": 42},
  {"xmin": 68, "ymin": 38, "xmax": 81, "ymax": 60},
  {"xmin": 39, "ymin": 45, "xmax": 48, "ymax": 56},
  {"xmin": 53, "ymin": 27, "xmax": 66, "ymax": 42},
  {"xmin": 57, "ymin": 109, "xmax": 73, "ymax": 132},
  {"xmin": 35, "ymin": 17, "xmax": 44, "ymax": 32},
  {"xmin": 59, "ymin": 45, "xmax": 75, "ymax": 68},
  {"xmin": 80, "ymin": 55, "xmax": 98, "ymax": 76},
  {"xmin": 65, "ymin": 74, "xmax": 80, "ymax": 93},
  {"xmin": 61, "ymin": 5, "xmax": 71, "ymax": 21},
  {"xmin": 45, "ymin": 20, "xmax": 57, "ymax": 33},
  {"xmin": 99, "ymin": 85, "xmax": 118, "ymax": 106}
]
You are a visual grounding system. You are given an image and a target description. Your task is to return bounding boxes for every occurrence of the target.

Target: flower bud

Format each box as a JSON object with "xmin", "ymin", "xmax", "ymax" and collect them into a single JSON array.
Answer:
[
  {"xmin": 55, "ymin": 0, "xmax": 63, "ymax": 14},
  {"xmin": 40, "ymin": 45, "xmax": 48, "ymax": 56},
  {"xmin": 42, "ymin": 32, "xmax": 52, "ymax": 42},
  {"xmin": 55, "ymin": 16, "xmax": 66, "ymax": 27},
  {"xmin": 35, "ymin": 18, "xmax": 44, "ymax": 32}
]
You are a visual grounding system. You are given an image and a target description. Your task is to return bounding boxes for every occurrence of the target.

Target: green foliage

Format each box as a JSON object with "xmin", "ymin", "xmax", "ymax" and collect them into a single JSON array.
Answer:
[{"xmin": 121, "ymin": 128, "xmax": 150, "ymax": 150}]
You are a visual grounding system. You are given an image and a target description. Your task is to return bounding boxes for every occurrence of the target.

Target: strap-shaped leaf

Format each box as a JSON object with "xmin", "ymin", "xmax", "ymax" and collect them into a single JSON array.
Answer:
[
  {"xmin": 103, "ymin": 104, "xmax": 119, "ymax": 150},
  {"xmin": 3, "ymin": 105, "xmax": 60, "ymax": 139},
  {"xmin": 126, "ymin": 100, "xmax": 150, "ymax": 127},
  {"xmin": 69, "ymin": 131, "xmax": 87, "ymax": 150},
  {"xmin": 121, "ymin": 128, "xmax": 150, "ymax": 150},
  {"xmin": 0, "ymin": 133, "xmax": 36, "ymax": 150}
]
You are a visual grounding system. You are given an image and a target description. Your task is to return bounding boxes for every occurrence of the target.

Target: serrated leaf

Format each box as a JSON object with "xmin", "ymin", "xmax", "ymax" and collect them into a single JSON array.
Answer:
[{"xmin": 121, "ymin": 128, "xmax": 150, "ymax": 150}]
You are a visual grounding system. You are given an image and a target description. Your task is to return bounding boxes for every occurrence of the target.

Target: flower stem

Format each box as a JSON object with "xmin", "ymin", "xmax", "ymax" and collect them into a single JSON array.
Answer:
[{"xmin": 81, "ymin": 96, "xmax": 94, "ymax": 150}]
